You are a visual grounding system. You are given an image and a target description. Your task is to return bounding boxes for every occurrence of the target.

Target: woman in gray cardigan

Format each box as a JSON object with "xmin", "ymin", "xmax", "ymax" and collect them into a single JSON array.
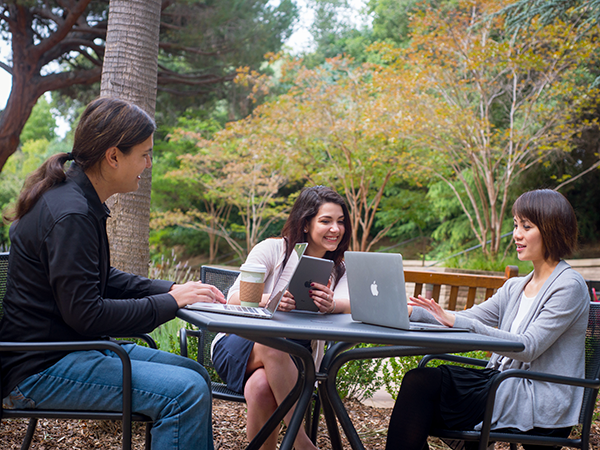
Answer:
[{"xmin": 386, "ymin": 189, "xmax": 590, "ymax": 450}]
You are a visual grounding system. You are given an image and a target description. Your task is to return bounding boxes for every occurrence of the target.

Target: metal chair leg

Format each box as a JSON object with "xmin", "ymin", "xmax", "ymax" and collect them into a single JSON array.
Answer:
[
  {"xmin": 145, "ymin": 422, "xmax": 152, "ymax": 450},
  {"xmin": 21, "ymin": 417, "xmax": 38, "ymax": 450},
  {"xmin": 309, "ymin": 392, "xmax": 322, "ymax": 443}
]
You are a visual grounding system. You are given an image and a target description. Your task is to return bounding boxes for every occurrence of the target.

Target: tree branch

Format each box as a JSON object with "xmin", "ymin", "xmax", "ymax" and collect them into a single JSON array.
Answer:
[
  {"xmin": 157, "ymin": 71, "xmax": 235, "ymax": 86},
  {"xmin": 159, "ymin": 41, "xmax": 232, "ymax": 56},
  {"xmin": 156, "ymin": 86, "xmax": 210, "ymax": 96},
  {"xmin": 0, "ymin": 61, "xmax": 12, "ymax": 75},
  {"xmin": 555, "ymin": 158, "xmax": 600, "ymax": 191},
  {"xmin": 35, "ymin": 67, "xmax": 102, "ymax": 98},
  {"xmin": 34, "ymin": 0, "xmax": 93, "ymax": 58}
]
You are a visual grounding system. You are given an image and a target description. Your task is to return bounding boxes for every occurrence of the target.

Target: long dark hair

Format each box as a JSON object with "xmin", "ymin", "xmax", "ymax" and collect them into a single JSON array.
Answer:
[
  {"xmin": 6, "ymin": 97, "xmax": 156, "ymax": 222},
  {"xmin": 512, "ymin": 189, "xmax": 577, "ymax": 261},
  {"xmin": 281, "ymin": 186, "xmax": 352, "ymax": 287}
]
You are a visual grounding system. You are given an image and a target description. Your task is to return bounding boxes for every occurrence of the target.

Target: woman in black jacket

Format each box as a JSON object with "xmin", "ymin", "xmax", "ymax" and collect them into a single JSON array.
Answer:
[{"xmin": 0, "ymin": 97, "xmax": 225, "ymax": 450}]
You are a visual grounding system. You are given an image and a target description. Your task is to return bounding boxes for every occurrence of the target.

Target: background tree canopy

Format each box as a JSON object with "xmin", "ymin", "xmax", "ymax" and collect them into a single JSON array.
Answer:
[
  {"xmin": 1, "ymin": 0, "xmax": 599, "ymax": 270},
  {"xmin": 0, "ymin": 0, "xmax": 298, "ymax": 171}
]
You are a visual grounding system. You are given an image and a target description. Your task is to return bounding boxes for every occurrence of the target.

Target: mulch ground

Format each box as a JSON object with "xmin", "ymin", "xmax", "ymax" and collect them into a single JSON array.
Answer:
[{"xmin": 1, "ymin": 398, "xmax": 599, "ymax": 449}]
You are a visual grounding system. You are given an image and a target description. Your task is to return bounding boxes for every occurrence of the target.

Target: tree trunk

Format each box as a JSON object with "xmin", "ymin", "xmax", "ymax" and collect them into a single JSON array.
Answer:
[
  {"xmin": 101, "ymin": 0, "xmax": 161, "ymax": 276},
  {"xmin": 0, "ymin": 2, "xmax": 99, "ymax": 170}
]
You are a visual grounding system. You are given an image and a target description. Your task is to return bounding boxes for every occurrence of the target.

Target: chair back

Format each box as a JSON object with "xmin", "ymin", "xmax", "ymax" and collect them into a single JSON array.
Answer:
[
  {"xmin": 201, "ymin": 266, "xmax": 240, "ymax": 299},
  {"xmin": 197, "ymin": 266, "xmax": 240, "ymax": 367},
  {"xmin": 0, "ymin": 252, "xmax": 10, "ymax": 320},
  {"xmin": 580, "ymin": 302, "xmax": 600, "ymax": 425},
  {"xmin": 586, "ymin": 280, "xmax": 600, "ymax": 302},
  {"xmin": 0, "ymin": 251, "xmax": 8, "ymax": 419}
]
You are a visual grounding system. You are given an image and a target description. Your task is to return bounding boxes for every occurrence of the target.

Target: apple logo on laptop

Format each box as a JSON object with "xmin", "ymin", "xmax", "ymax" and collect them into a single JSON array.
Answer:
[
  {"xmin": 304, "ymin": 279, "xmax": 312, "ymax": 288},
  {"xmin": 370, "ymin": 281, "xmax": 379, "ymax": 296}
]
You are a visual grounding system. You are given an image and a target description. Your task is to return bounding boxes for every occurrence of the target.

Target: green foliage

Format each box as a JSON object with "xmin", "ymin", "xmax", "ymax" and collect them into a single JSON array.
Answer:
[
  {"xmin": 381, "ymin": 350, "xmax": 489, "ymax": 400},
  {"xmin": 150, "ymin": 317, "xmax": 186, "ymax": 354},
  {"xmin": 21, "ymin": 0, "xmax": 299, "ymax": 135},
  {"xmin": 427, "ymin": 179, "xmax": 480, "ymax": 257},
  {"xmin": 376, "ymin": 183, "xmax": 439, "ymax": 247},
  {"xmin": 20, "ymin": 97, "xmax": 57, "ymax": 143},
  {"xmin": 148, "ymin": 249, "xmax": 196, "ymax": 284},
  {"xmin": 502, "ymin": 0, "xmax": 600, "ymax": 33},
  {"xmin": 151, "ymin": 118, "xmax": 223, "ymax": 212},
  {"xmin": 147, "ymin": 251, "xmax": 197, "ymax": 353},
  {"xmin": 514, "ymin": 120, "xmax": 600, "ymax": 249},
  {"xmin": 335, "ymin": 343, "xmax": 385, "ymax": 400},
  {"xmin": 154, "ymin": 0, "xmax": 300, "ymax": 125},
  {"xmin": 149, "ymin": 227, "xmax": 212, "ymax": 262},
  {"xmin": 444, "ymin": 249, "xmax": 533, "ymax": 274},
  {"xmin": 0, "ymin": 118, "xmax": 70, "ymax": 247},
  {"xmin": 302, "ymin": 0, "xmax": 373, "ymax": 66},
  {"xmin": 368, "ymin": 0, "xmax": 420, "ymax": 45}
]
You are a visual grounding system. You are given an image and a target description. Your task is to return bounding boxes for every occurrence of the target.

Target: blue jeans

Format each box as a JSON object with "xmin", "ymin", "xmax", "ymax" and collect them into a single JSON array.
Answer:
[{"xmin": 5, "ymin": 343, "xmax": 213, "ymax": 450}]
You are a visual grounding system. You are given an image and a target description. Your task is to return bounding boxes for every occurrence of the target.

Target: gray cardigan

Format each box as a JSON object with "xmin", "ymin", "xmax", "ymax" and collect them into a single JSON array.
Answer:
[{"xmin": 411, "ymin": 260, "xmax": 590, "ymax": 431}]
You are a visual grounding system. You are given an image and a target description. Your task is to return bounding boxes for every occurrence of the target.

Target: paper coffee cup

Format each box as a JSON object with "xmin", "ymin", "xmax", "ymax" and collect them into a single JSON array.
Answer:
[{"xmin": 239, "ymin": 263, "xmax": 267, "ymax": 307}]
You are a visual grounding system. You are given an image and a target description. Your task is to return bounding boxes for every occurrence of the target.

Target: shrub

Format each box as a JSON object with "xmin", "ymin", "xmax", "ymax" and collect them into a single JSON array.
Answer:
[{"xmin": 334, "ymin": 343, "xmax": 385, "ymax": 401}]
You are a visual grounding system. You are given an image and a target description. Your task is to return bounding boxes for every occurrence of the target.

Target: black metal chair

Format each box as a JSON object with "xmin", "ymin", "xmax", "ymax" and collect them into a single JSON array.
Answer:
[
  {"xmin": 179, "ymin": 265, "xmax": 247, "ymax": 403},
  {"xmin": 418, "ymin": 301, "xmax": 600, "ymax": 450},
  {"xmin": 586, "ymin": 279, "xmax": 600, "ymax": 302},
  {"xmin": 180, "ymin": 265, "xmax": 324, "ymax": 442},
  {"xmin": 0, "ymin": 252, "xmax": 154, "ymax": 450}
]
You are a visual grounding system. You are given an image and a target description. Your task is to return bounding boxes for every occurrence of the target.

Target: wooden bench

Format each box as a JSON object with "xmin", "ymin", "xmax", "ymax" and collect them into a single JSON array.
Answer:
[{"xmin": 405, "ymin": 265, "xmax": 519, "ymax": 311}]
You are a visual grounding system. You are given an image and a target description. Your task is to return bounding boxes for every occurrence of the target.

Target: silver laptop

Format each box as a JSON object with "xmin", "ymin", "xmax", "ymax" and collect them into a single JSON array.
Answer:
[
  {"xmin": 345, "ymin": 252, "xmax": 467, "ymax": 331},
  {"xmin": 186, "ymin": 243, "xmax": 307, "ymax": 319}
]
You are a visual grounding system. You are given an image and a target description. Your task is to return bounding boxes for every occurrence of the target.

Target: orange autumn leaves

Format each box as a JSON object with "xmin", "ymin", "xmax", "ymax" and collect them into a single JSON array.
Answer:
[{"xmin": 156, "ymin": 0, "xmax": 599, "ymax": 258}]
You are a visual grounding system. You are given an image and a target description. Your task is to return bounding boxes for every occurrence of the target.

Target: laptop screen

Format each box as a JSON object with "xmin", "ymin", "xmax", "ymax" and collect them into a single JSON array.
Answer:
[{"xmin": 264, "ymin": 242, "xmax": 308, "ymax": 313}]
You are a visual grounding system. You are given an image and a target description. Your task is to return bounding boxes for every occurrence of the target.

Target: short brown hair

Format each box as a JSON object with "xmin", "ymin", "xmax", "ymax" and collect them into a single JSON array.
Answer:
[{"xmin": 512, "ymin": 189, "xmax": 577, "ymax": 261}]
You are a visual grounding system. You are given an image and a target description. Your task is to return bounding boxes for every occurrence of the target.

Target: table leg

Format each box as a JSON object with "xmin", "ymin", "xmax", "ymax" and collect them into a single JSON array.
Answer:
[
  {"xmin": 243, "ymin": 335, "xmax": 316, "ymax": 450},
  {"xmin": 321, "ymin": 345, "xmax": 442, "ymax": 450},
  {"xmin": 318, "ymin": 342, "xmax": 355, "ymax": 450},
  {"xmin": 319, "ymin": 381, "xmax": 345, "ymax": 450}
]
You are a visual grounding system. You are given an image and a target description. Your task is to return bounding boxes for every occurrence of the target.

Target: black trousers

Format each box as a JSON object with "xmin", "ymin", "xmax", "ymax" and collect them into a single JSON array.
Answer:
[{"xmin": 385, "ymin": 367, "xmax": 571, "ymax": 450}]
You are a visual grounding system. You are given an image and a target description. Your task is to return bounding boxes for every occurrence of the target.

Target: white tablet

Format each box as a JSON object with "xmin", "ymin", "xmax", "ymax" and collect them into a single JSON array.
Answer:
[{"xmin": 288, "ymin": 255, "xmax": 334, "ymax": 312}]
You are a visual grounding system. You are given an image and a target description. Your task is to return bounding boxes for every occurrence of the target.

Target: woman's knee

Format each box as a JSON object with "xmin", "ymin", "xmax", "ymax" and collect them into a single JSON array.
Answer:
[
  {"xmin": 244, "ymin": 370, "xmax": 276, "ymax": 409},
  {"xmin": 253, "ymin": 343, "xmax": 288, "ymax": 363}
]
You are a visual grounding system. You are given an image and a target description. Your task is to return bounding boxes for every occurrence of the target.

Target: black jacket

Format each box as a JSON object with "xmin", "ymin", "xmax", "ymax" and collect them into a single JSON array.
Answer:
[{"xmin": 0, "ymin": 163, "xmax": 177, "ymax": 398}]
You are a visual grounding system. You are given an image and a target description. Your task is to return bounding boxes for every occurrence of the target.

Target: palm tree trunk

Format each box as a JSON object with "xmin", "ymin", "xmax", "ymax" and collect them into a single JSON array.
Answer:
[{"xmin": 101, "ymin": 0, "xmax": 161, "ymax": 276}]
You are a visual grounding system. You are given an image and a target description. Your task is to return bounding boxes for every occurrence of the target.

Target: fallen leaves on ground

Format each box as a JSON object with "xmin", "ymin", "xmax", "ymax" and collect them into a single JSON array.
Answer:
[{"xmin": 1, "ymin": 399, "xmax": 599, "ymax": 449}]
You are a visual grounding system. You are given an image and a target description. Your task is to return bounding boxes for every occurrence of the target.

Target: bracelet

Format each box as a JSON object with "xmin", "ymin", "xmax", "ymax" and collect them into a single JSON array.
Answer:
[{"xmin": 331, "ymin": 298, "xmax": 336, "ymax": 314}]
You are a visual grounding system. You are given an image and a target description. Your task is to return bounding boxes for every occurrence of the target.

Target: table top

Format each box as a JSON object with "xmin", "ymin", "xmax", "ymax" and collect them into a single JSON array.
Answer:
[{"xmin": 177, "ymin": 309, "xmax": 524, "ymax": 354}]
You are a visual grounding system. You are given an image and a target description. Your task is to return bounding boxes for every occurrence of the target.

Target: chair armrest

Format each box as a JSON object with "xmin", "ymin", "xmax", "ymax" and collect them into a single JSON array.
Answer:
[
  {"xmin": 114, "ymin": 333, "xmax": 157, "ymax": 349},
  {"xmin": 179, "ymin": 327, "xmax": 202, "ymax": 361},
  {"xmin": 477, "ymin": 369, "xmax": 600, "ymax": 450},
  {"xmin": 0, "ymin": 340, "xmax": 136, "ymax": 438},
  {"xmin": 419, "ymin": 354, "xmax": 489, "ymax": 368},
  {"xmin": 489, "ymin": 369, "xmax": 600, "ymax": 389}
]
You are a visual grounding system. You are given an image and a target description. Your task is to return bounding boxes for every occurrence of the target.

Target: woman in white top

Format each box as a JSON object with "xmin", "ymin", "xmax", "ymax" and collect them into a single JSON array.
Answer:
[
  {"xmin": 212, "ymin": 186, "xmax": 352, "ymax": 450},
  {"xmin": 386, "ymin": 189, "xmax": 589, "ymax": 450}
]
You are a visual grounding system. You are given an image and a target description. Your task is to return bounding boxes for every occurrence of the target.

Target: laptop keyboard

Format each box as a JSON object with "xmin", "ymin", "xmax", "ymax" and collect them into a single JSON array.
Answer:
[
  {"xmin": 225, "ymin": 305, "xmax": 257, "ymax": 313},
  {"xmin": 224, "ymin": 305, "xmax": 270, "ymax": 316}
]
